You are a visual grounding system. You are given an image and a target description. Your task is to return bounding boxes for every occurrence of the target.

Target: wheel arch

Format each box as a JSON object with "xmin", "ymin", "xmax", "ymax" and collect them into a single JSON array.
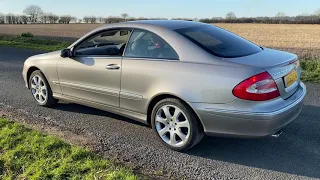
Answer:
[
  {"xmin": 26, "ymin": 66, "xmax": 48, "ymax": 89},
  {"xmin": 146, "ymin": 93, "xmax": 205, "ymax": 131}
]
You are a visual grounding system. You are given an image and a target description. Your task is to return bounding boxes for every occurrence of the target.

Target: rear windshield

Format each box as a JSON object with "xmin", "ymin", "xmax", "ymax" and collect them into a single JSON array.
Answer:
[{"xmin": 175, "ymin": 26, "xmax": 262, "ymax": 58}]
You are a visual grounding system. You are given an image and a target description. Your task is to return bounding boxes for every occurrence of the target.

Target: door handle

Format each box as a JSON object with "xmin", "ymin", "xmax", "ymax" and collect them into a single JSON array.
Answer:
[{"xmin": 106, "ymin": 64, "xmax": 120, "ymax": 70}]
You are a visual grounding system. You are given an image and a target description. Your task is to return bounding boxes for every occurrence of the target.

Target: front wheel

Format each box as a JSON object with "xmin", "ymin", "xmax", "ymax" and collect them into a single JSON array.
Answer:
[
  {"xmin": 29, "ymin": 70, "xmax": 58, "ymax": 107},
  {"xmin": 151, "ymin": 98, "xmax": 204, "ymax": 151}
]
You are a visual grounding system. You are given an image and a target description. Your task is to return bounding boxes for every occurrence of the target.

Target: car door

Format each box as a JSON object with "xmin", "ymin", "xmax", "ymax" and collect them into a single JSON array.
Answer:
[
  {"xmin": 57, "ymin": 28, "xmax": 132, "ymax": 107},
  {"xmin": 120, "ymin": 29, "xmax": 180, "ymax": 113}
]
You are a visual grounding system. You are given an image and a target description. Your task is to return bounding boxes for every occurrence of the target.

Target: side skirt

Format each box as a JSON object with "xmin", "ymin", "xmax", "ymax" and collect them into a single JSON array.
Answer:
[{"xmin": 53, "ymin": 93, "xmax": 148, "ymax": 124}]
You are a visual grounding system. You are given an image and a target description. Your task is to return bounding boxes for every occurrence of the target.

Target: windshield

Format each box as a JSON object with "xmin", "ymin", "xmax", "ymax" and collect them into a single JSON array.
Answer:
[{"xmin": 175, "ymin": 25, "xmax": 262, "ymax": 58}]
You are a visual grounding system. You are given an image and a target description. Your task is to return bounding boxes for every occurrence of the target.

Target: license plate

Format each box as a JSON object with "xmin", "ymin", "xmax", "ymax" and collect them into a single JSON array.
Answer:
[{"xmin": 284, "ymin": 70, "xmax": 298, "ymax": 87}]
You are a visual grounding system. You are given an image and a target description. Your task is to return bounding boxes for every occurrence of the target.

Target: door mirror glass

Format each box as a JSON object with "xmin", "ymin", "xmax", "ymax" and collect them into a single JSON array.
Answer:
[{"xmin": 60, "ymin": 49, "xmax": 72, "ymax": 58}]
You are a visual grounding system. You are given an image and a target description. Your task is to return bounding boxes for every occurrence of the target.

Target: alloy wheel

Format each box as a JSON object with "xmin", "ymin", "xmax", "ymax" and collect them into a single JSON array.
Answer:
[
  {"xmin": 30, "ymin": 75, "xmax": 48, "ymax": 104},
  {"xmin": 155, "ymin": 105, "xmax": 191, "ymax": 147}
]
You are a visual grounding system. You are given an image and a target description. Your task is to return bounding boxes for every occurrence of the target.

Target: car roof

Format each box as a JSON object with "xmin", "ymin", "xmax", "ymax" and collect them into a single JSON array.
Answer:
[
  {"xmin": 119, "ymin": 20, "xmax": 205, "ymax": 30},
  {"xmin": 70, "ymin": 20, "xmax": 221, "ymax": 64}
]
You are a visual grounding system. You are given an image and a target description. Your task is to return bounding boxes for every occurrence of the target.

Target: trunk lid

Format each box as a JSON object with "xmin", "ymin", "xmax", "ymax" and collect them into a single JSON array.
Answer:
[{"xmin": 223, "ymin": 48, "xmax": 301, "ymax": 99}]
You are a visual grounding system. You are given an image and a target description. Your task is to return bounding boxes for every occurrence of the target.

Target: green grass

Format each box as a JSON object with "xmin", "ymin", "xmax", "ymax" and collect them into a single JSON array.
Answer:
[
  {"xmin": 300, "ymin": 59, "xmax": 320, "ymax": 83},
  {"xmin": 0, "ymin": 35, "xmax": 70, "ymax": 52},
  {"xmin": 0, "ymin": 118, "xmax": 138, "ymax": 180}
]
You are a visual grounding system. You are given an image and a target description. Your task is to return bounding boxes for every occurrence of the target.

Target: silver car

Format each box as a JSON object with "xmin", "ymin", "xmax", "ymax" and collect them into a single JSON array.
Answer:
[{"xmin": 22, "ymin": 20, "xmax": 306, "ymax": 151}]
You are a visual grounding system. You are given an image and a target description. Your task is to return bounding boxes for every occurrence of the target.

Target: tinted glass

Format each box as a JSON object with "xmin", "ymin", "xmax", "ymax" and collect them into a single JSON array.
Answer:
[
  {"xmin": 124, "ymin": 29, "xmax": 179, "ymax": 60},
  {"xmin": 74, "ymin": 29, "xmax": 132, "ymax": 56},
  {"xmin": 175, "ymin": 26, "xmax": 262, "ymax": 58}
]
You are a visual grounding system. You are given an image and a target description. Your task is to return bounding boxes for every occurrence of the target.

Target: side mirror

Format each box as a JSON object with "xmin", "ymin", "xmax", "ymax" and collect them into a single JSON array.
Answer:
[{"xmin": 60, "ymin": 49, "xmax": 72, "ymax": 58}]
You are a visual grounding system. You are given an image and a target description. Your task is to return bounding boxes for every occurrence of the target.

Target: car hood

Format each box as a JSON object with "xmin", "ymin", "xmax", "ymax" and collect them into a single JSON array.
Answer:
[
  {"xmin": 222, "ymin": 48, "xmax": 297, "ymax": 68},
  {"xmin": 28, "ymin": 50, "xmax": 61, "ymax": 60}
]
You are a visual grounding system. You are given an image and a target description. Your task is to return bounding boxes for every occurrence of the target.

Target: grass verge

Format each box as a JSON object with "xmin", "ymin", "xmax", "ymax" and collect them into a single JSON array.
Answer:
[
  {"xmin": 0, "ymin": 118, "xmax": 138, "ymax": 180},
  {"xmin": 0, "ymin": 35, "xmax": 70, "ymax": 52},
  {"xmin": 300, "ymin": 59, "xmax": 320, "ymax": 83}
]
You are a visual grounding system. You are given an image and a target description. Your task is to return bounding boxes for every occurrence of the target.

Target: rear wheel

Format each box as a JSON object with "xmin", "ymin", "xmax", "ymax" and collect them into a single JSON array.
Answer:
[
  {"xmin": 29, "ymin": 70, "xmax": 58, "ymax": 107},
  {"xmin": 151, "ymin": 98, "xmax": 204, "ymax": 151}
]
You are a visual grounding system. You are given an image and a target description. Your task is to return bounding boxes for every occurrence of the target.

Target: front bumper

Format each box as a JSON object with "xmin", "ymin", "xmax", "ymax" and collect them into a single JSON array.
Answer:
[
  {"xmin": 191, "ymin": 82, "xmax": 306, "ymax": 138},
  {"xmin": 22, "ymin": 63, "xmax": 29, "ymax": 88}
]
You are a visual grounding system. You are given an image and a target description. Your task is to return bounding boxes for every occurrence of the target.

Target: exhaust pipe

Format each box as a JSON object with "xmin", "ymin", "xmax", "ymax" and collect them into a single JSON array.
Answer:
[{"xmin": 271, "ymin": 130, "xmax": 283, "ymax": 138}]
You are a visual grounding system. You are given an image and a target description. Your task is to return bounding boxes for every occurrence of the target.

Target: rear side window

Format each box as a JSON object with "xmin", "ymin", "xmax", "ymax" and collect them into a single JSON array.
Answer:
[
  {"xmin": 124, "ymin": 29, "xmax": 179, "ymax": 60},
  {"xmin": 175, "ymin": 26, "xmax": 262, "ymax": 58}
]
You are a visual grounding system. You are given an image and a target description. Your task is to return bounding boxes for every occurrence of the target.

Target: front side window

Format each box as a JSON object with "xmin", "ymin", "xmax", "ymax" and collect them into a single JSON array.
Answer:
[
  {"xmin": 74, "ymin": 29, "xmax": 132, "ymax": 56},
  {"xmin": 124, "ymin": 29, "xmax": 178, "ymax": 60},
  {"xmin": 175, "ymin": 25, "xmax": 262, "ymax": 58}
]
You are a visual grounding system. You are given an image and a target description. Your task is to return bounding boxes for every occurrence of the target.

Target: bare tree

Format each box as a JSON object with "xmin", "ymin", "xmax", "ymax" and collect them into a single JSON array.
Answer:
[
  {"xmin": 47, "ymin": 13, "xmax": 56, "ymax": 23},
  {"xmin": 172, "ymin": 18, "xmax": 194, "ymax": 21},
  {"xmin": 20, "ymin": 15, "xmax": 28, "ymax": 24},
  {"xmin": 0, "ymin": 13, "xmax": 5, "ymax": 24},
  {"xmin": 104, "ymin": 16, "xmax": 123, "ymax": 23},
  {"xmin": 47, "ymin": 14, "xmax": 60, "ymax": 24},
  {"xmin": 12, "ymin": 14, "xmax": 19, "ymax": 24},
  {"xmin": 23, "ymin": 5, "xmax": 43, "ymax": 23},
  {"xmin": 135, "ymin": 17, "xmax": 148, "ymax": 21},
  {"xmin": 4, "ymin": 14, "xmax": 10, "ymax": 24},
  {"xmin": 275, "ymin": 12, "xmax": 287, "ymax": 23},
  {"xmin": 5, "ymin": 14, "xmax": 10, "ymax": 24},
  {"xmin": 70, "ymin": 16, "xmax": 77, "ymax": 23},
  {"xmin": 3, "ymin": 6, "xmax": 320, "ymax": 25},
  {"xmin": 127, "ymin": 17, "xmax": 136, "ymax": 21},
  {"xmin": 298, "ymin": 13, "xmax": 309, "ymax": 17},
  {"xmin": 83, "ymin": 16, "xmax": 97, "ymax": 23},
  {"xmin": 98, "ymin": 16, "xmax": 104, "ymax": 23},
  {"xmin": 59, "ymin": 15, "xmax": 72, "ymax": 24},
  {"xmin": 5, "ymin": 14, "xmax": 15, "ymax": 24},
  {"xmin": 226, "ymin": 12, "xmax": 236, "ymax": 20},
  {"xmin": 275, "ymin": 12, "xmax": 286, "ymax": 18},
  {"xmin": 83, "ymin": 16, "xmax": 90, "ymax": 23},
  {"xmin": 315, "ymin": 9, "xmax": 320, "ymax": 17},
  {"xmin": 121, "ymin": 13, "xmax": 129, "ymax": 21},
  {"xmin": 89, "ymin": 16, "xmax": 97, "ymax": 23},
  {"xmin": 16, "ymin": 15, "xmax": 23, "ymax": 24},
  {"xmin": 53, "ymin": 15, "xmax": 59, "ymax": 23},
  {"xmin": 40, "ymin": 13, "xmax": 48, "ymax": 23}
]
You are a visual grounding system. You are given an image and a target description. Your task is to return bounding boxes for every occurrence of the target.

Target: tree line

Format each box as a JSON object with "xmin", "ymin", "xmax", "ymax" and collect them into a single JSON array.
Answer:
[
  {"xmin": 200, "ymin": 11, "xmax": 320, "ymax": 24},
  {"xmin": 0, "ymin": 5, "xmax": 170, "ymax": 24},
  {"xmin": 0, "ymin": 5, "xmax": 77, "ymax": 24},
  {"xmin": 1, "ymin": 5, "xmax": 320, "ymax": 24},
  {"xmin": 0, "ymin": 13, "xmax": 77, "ymax": 24}
]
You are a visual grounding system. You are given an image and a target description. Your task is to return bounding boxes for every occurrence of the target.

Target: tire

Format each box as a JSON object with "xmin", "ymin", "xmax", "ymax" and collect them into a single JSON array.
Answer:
[
  {"xmin": 151, "ymin": 98, "xmax": 204, "ymax": 151},
  {"xmin": 29, "ymin": 70, "xmax": 58, "ymax": 107}
]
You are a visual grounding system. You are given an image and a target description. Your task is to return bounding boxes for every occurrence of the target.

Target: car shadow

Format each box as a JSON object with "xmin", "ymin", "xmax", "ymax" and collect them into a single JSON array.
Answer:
[
  {"xmin": 52, "ymin": 101, "xmax": 319, "ymax": 178},
  {"xmin": 187, "ymin": 104, "xmax": 320, "ymax": 179},
  {"xmin": 52, "ymin": 102, "xmax": 148, "ymax": 127}
]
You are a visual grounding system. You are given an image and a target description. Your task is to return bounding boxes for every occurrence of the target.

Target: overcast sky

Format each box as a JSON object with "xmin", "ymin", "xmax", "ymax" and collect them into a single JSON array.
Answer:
[{"xmin": 0, "ymin": 0, "xmax": 319, "ymax": 18}]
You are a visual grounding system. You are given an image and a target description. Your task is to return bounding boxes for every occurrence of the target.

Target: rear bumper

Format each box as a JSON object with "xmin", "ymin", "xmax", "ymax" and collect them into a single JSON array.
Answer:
[{"xmin": 191, "ymin": 82, "xmax": 306, "ymax": 138}]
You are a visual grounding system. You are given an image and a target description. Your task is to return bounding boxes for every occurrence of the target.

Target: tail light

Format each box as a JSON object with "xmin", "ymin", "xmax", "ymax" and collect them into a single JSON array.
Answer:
[{"xmin": 232, "ymin": 72, "xmax": 280, "ymax": 101}]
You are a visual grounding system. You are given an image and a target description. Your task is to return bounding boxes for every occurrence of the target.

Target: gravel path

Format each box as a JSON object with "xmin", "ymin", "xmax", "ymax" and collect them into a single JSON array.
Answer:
[{"xmin": 0, "ymin": 47, "xmax": 319, "ymax": 180}]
